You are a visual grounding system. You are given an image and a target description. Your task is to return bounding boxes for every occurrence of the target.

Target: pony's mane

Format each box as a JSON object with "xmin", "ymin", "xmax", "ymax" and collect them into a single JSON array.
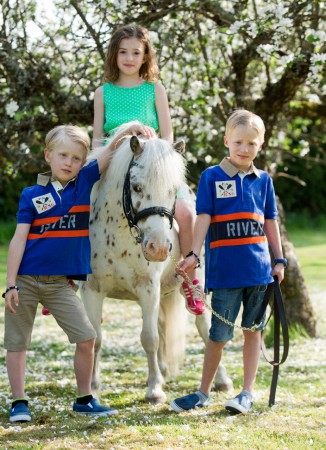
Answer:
[
  {"xmin": 87, "ymin": 122, "xmax": 186, "ymax": 196},
  {"xmin": 136, "ymin": 138, "xmax": 185, "ymax": 193},
  {"xmin": 110, "ymin": 137, "xmax": 186, "ymax": 197}
]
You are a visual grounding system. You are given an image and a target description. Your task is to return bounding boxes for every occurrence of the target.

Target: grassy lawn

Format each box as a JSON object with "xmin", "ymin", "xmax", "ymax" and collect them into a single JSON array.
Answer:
[
  {"xmin": 0, "ymin": 219, "xmax": 325, "ymax": 449},
  {"xmin": 286, "ymin": 227, "xmax": 326, "ymax": 295}
]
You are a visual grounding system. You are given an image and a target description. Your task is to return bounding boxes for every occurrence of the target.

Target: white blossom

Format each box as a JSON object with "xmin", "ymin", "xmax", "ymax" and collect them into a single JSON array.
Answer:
[
  {"xmin": 229, "ymin": 20, "xmax": 244, "ymax": 34},
  {"xmin": 305, "ymin": 29, "xmax": 326, "ymax": 43},
  {"xmin": 311, "ymin": 53, "xmax": 326, "ymax": 64},
  {"xmin": 299, "ymin": 140, "xmax": 310, "ymax": 157},
  {"xmin": 257, "ymin": 44, "xmax": 275, "ymax": 57},
  {"xmin": 276, "ymin": 17, "xmax": 293, "ymax": 34},
  {"xmin": 113, "ymin": 0, "xmax": 127, "ymax": 9},
  {"xmin": 247, "ymin": 22, "xmax": 258, "ymax": 38},
  {"xmin": 274, "ymin": 5, "xmax": 288, "ymax": 18},
  {"xmin": 149, "ymin": 31, "xmax": 159, "ymax": 44},
  {"xmin": 5, "ymin": 100, "xmax": 19, "ymax": 117}
]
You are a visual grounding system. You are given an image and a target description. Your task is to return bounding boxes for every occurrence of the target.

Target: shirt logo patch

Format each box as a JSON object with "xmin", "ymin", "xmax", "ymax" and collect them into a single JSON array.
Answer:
[
  {"xmin": 216, "ymin": 181, "xmax": 237, "ymax": 198},
  {"xmin": 32, "ymin": 193, "xmax": 56, "ymax": 214}
]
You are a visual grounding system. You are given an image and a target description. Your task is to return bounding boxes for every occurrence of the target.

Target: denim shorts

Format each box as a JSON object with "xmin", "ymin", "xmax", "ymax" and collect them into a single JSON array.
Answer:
[{"xmin": 209, "ymin": 284, "xmax": 268, "ymax": 342}]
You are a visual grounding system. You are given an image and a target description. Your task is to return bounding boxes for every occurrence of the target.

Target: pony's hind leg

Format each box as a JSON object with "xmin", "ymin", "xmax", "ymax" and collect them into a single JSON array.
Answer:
[
  {"xmin": 195, "ymin": 311, "xmax": 233, "ymax": 392},
  {"xmin": 80, "ymin": 280, "xmax": 104, "ymax": 396}
]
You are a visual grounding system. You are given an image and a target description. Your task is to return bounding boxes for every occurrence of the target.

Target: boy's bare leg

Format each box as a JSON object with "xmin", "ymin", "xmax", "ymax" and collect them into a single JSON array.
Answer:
[
  {"xmin": 199, "ymin": 339, "xmax": 226, "ymax": 396},
  {"xmin": 242, "ymin": 330, "xmax": 262, "ymax": 393},
  {"xmin": 6, "ymin": 351, "xmax": 26, "ymax": 399},
  {"xmin": 74, "ymin": 338, "xmax": 95, "ymax": 396}
]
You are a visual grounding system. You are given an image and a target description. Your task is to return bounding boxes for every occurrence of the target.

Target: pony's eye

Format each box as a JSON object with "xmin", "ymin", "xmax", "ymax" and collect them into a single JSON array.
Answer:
[{"xmin": 133, "ymin": 184, "xmax": 142, "ymax": 193}]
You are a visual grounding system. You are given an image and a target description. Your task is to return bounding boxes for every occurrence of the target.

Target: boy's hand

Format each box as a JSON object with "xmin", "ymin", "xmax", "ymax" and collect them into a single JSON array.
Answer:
[
  {"xmin": 272, "ymin": 263, "xmax": 285, "ymax": 284},
  {"xmin": 5, "ymin": 289, "xmax": 19, "ymax": 314},
  {"xmin": 176, "ymin": 254, "xmax": 197, "ymax": 279}
]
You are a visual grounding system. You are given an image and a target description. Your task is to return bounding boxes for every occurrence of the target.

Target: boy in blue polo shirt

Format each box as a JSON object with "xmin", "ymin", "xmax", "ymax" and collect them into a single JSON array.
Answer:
[
  {"xmin": 170, "ymin": 109, "xmax": 286, "ymax": 415},
  {"xmin": 3, "ymin": 122, "xmax": 148, "ymax": 422}
]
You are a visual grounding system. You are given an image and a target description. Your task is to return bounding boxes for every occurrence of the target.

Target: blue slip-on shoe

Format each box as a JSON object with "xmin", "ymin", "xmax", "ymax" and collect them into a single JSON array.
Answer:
[
  {"xmin": 170, "ymin": 391, "xmax": 210, "ymax": 413},
  {"xmin": 9, "ymin": 402, "xmax": 31, "ymax": 422},
  {"xmin": 73, "ymin": 398, "xmax": 118, "ymax": 416},
  {"xmin": 225, "ymin": 390, "xmax": 253, "ymax": 414}
]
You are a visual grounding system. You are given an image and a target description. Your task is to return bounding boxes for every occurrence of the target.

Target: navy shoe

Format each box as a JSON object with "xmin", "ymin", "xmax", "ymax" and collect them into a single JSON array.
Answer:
[
  {"xmin": 9, "ymin": 402, "xmax": 31, "ymax": 422},
  {"xmin": 170, "ymin": 391, "xmax": 210, "ymax": 413},
  {"xmin": 73, "ymin": 398, "xmax": 118, "ymax": 416},
  {"xmin": 225, "ymin": 390, "xmax": 253, "ymax": 414}
]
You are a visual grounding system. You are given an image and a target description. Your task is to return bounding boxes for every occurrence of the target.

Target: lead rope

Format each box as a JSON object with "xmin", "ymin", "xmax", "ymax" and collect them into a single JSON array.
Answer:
[{"xmin": 168, "ymin": 252, "xmax": 260, "ymax": 332}]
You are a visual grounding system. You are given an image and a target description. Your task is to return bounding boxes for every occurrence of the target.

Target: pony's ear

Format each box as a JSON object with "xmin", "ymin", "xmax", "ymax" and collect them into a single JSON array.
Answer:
[
  {"xmin": 130, "ymin": 136, "xmax": 144, "ymax": 156},
  {"xmin": 173, "ymin": 140, "xmax": 185, "ymax": 154}
]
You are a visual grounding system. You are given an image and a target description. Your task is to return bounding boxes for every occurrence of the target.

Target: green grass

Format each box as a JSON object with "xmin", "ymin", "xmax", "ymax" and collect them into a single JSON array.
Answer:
[
  {"xmin": 0, "ymin": 218, "xmax": 325, "ymax": 449},
  {"xmin": 286, "ymin": 225, "xmax": 326, "ymax": 293}
]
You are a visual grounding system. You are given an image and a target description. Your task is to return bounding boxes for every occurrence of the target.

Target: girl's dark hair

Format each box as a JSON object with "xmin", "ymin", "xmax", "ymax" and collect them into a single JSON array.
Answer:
[{"xmin": 103, "ymin": 24, "xmax": 159, "ymax": 83}]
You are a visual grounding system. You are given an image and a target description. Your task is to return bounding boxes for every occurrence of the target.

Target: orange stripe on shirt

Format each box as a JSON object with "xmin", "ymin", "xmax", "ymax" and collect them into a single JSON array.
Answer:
[
  {"xmin": 210, "ymin": 236, "xmax": 267, "ymax": 248},
  {"xmin": 211, "ymin": 212, "xmax": 264, "ymax": 223},
  {"xmin": 28, "ymin": 230, "xmax": 89, "ymax": 240},
  {"xmin": 31, "ymin": 217, "xmax": 61, "ymax": 227},
  {"xmin": 69, "ymin": 205, "xmax": 90, "ymax": 213},
  {"xmin": 30, "ymin": 205, "xmax": 90, "ymax": 227}
]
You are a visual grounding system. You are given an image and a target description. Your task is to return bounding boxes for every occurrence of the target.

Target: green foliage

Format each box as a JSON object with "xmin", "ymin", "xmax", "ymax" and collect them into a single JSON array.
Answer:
[
  {"xmin": 0, "ymin": 221, "xmax": 16, "ymax": 246},
  {"xmin": 273, "ymin": 116, "xmax": 326, "ymax": 214},
  {"xmin": 0, "ymin": 172, "xmax": 37, "ymax": 220},
  {"xmin": 264, "ymin": 317, "xmax": 310, "ymax": 348}
]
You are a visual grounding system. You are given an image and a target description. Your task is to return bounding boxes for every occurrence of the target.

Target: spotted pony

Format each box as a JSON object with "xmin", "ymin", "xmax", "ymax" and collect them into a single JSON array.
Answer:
[{"xmin": 80, "ymin": 124, "xmax": 232, "ymax": 404}]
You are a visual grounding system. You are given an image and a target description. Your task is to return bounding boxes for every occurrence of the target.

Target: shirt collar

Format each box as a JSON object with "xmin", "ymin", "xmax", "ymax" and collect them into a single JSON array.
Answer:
[
  {"xmin": 36, "ymin": 171, "xmax": 77, "ymax": 187},
  {"xmin": 219, "ymin": 157, "xmax": 261, "ymax": 178}
]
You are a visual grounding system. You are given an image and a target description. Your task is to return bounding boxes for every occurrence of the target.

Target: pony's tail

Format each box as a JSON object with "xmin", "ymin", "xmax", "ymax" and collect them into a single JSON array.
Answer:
[{"xmin": 158, "ymin": 289, "xmax": 187, "ymax": 378}]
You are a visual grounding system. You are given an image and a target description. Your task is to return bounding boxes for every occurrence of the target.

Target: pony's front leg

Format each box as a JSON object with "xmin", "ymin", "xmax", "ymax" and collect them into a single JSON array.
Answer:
[
  {"xmin": 80, "ymin": 279, "xmax": 104, "ymax": 396},
  {"xmin": 195, "ymin": 311, "xmax": 233, "ymax": 392},
  {"xmin": 139, "ymin": 291, "xmax": 166, "ymax": 405}
]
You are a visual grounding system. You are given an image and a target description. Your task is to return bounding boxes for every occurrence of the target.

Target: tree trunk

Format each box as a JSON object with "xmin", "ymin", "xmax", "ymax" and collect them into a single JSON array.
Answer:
[{"xmin": 276, "ymin": 198, "xmax": 318, "ymax": 337}]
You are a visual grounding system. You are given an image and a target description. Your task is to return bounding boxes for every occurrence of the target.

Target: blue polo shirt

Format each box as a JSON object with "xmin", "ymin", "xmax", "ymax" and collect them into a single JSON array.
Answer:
[
  {"xmin": 197, "ymin": 158, "xmax": 277, "ymax": 289},
  {"xmin": 17, "ymin": 160, "xmax": 100, "ymax": 278}
]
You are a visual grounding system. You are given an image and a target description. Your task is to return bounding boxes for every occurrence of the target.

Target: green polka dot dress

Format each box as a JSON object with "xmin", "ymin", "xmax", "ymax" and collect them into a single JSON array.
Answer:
[{"xmin": 103, "ymin": 82, "xmax": 159, "ymax": 135}]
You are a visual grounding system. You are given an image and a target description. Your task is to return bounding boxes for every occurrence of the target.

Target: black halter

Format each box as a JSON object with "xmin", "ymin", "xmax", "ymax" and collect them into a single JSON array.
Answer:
[{"xmin": 122, "ymin": 156, "xmax": 175, "ymax": 244}]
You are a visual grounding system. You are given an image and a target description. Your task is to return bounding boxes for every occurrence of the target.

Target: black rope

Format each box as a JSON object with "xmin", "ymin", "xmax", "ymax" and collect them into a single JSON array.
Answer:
[{"xmin": 258, "ymin": 276, "xmax": 289, "ymax": 406}]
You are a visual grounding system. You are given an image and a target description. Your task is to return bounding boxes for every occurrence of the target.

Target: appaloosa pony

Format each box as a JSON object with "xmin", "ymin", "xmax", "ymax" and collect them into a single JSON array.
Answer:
[{"xmin": 81, "ymin": 125, "xmax": 232, "ymax": 404}]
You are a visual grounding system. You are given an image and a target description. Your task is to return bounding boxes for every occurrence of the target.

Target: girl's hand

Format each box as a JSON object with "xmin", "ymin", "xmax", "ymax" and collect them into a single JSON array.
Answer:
[
  {"xmin": 5, "ymin": 289, "xmax": 19, "ymax": 314},
  {"xmin": 130, "ymin": 124, "xmax": 156, "ymax": 139},
  {"xmin": 176, "ymin": 255, "xmax": 197, "ymax": 279},
  {"xmin": 272, "ymin": 263, "xmax": 285, "ymax": 284}
]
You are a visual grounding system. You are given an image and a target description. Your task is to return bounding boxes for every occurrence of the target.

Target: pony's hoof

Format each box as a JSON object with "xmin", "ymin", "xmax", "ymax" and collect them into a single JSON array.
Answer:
[
  {"xmin": 214, "ymin": 380, "xmax": 233, "ymax": 393},
  {"xmin": 145, "ymin": 393, "xmax": 167, "ymax": 405},
  {"xmin": 91, "ymin": 380, "xmax": 101, "ymax": 395}
]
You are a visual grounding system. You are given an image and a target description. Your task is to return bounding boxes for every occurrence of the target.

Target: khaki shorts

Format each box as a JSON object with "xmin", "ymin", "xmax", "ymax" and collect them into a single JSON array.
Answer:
[{"xmin": 4, "ymin": 275, "xmax": 96, "ymax": 351}]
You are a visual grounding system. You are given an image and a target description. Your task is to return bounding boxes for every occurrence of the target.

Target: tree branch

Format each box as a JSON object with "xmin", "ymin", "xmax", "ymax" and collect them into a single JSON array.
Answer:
[{"xmin": 70, "ymin": 0, "xmax": 105, "ymax": 60}]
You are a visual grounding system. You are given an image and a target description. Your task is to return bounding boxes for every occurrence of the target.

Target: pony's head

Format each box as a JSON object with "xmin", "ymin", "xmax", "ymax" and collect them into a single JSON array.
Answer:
[{"xmin": 114, "ymin": 134, "xmax": 186, "ymax": 261}]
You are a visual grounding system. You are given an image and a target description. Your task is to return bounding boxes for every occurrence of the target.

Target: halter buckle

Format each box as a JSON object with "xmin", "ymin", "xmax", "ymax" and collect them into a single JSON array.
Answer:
[{"xmin": 129, "ymin": 225, "xmax": 143, "ymax": 244}]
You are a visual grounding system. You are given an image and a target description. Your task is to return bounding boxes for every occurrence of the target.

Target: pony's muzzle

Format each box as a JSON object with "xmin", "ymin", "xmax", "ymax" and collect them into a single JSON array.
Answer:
[{"xmin": 142, "ymin": 238, "xmax": 171, "ymax": 262}]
